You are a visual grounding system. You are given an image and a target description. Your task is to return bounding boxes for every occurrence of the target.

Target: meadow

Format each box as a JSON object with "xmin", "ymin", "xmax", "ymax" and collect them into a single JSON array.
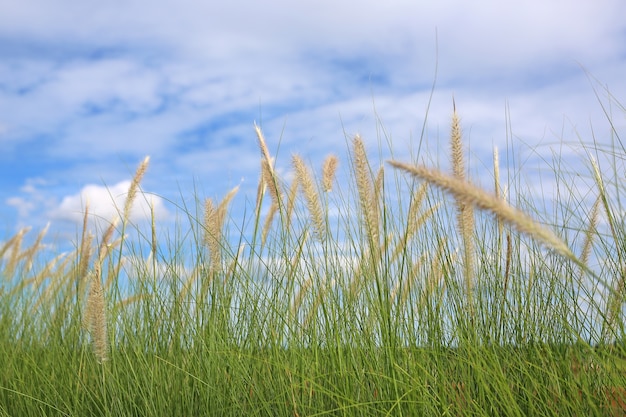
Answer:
[{"xmin": 1, "ymin": 100, "xmax": 626, "ymax": 416}]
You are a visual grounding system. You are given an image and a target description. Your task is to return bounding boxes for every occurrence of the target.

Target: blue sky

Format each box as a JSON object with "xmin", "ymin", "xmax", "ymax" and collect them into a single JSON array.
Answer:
[{"xmin": 1, "ymin": 0, "xmax": 625, "ymax": 246}]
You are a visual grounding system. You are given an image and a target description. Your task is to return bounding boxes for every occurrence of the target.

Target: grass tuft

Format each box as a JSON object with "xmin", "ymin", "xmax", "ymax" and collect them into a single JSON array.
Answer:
[{"xmin": 1, "ymin": 99, "xmax": 625, "ymax": 416}]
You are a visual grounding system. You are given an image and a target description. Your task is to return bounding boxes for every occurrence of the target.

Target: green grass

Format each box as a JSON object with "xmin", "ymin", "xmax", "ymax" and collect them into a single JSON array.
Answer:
[{"xmin": 1, "ymin": 99, "xmax": 626, "ymax": 416}]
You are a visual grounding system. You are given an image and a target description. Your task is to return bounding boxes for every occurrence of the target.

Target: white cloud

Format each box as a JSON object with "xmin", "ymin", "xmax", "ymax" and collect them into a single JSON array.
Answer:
[
  {"xmin": 50, "ymin": 180, "xmax": 169, "ymax": 225},
  {"xmin": 0, "ymin": 0, "xmax": 624, "ymax": 239}
]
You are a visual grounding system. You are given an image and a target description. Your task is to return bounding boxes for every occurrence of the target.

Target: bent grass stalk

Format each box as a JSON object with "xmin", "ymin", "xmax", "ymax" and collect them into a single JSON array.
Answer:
[{"xmin": 388, "ymin": 160, "xmax": 577, "ymax": 262}]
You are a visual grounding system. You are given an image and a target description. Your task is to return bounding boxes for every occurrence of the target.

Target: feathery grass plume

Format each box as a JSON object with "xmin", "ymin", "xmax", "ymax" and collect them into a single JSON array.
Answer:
[
  {"xmin": 85, "ymin": 218, "xmax": 118, "ymax": 363},
  {"xmin": 254, "ymin": 123, "xmax": 273, "ymax": 167},
  {"xmin": 255, "ymin": 124, "xmax": 284, "ymax": 210},
  {"xmin": 203, "ymin": 186, "xmax": 238, "ymax": 273},
  {"xmin": 406, "ymin": 183, "xmax": 435, "ymax": 237},
  {"xmin": 502, "ymin": 233, "xmax": 512, "ymax": 306},
  {"xmin": 261, "ymin": 203, "xmax": 278, "ymax": 247},
  {"xmin": 449, "ymin": 104, "xmax": 475, "ymax": 303},
  {"xmin": 0, "ymin": 227, "xmax": 28, "ymax": 259},
  {"xmin": 580, "ymin": 195, "xmax": 601, "ymax": 267},
  {"xmin": 12, "ymin": 251, "xmax": 71, "ymax": 304},
  {"xmin": 3, "ymin": 227, "xmax": 29, "ymax": 278},
  {"xmin": 78, "ymin": 202, "xmax": 93, "ymax": 284},
  {"xmin": 0, "ymin": 229, "xmax": 20, "ymax": 259},
  {"xmin": 123, "ymin": 156, "xmax": 150, "ymax": 224},
  {"xmin": 217, "ymin": 185, "xmax": 239, "ymax": 229},
  {"xmin": 204, "ymin": 198, "xmax": 221, "ymax": 271},
  {"xmin": 101, "ymin": 218, "xmax": 121, "ymax": 290},
  {"xmin": 261, "ymin": 158, "xmax": 282, "ymax": 209},
  {"xmin": 322, "ymin": 154, "xmax": 339, "ymax": 192},
  {"xmin": 293, "ymin": 154, "xmax": 326, "ymax": 241},
  {"xmin": 388, "ymin": 161, "xmax": 577, "ymax": 262},
  {"xmin": 19, "ymin": 223, "xmax": 50, "ymax": 274},
  {"xmin": 86, "ymin": 264, "xmax": 108, "ymax": 363},
  {"xmin": 373, "ymin": 166, "xmax": 385, "ymax": 213},
  {"xmin": 352, "ymin": 135, "xmax": 380, "ymax": 245},
  {"xmin": 31, "ymin": 252, "xmax": 74, "ymax": 313}
]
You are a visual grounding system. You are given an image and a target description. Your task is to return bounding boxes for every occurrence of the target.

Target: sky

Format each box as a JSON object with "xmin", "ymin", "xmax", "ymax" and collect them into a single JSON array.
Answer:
[{"xmin": 1, "ymin": 0, "xmax": 625, "ymax": 249}]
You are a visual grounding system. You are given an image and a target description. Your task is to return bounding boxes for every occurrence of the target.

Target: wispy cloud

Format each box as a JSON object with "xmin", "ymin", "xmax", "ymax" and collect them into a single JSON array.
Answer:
[{"xmin": 0, "ymin": 0, "xmax": 624, "ymax": 240}]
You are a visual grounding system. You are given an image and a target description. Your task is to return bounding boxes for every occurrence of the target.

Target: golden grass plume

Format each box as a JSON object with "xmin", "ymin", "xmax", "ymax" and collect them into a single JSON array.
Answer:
[
  {"xmin": 204, "ymin": 185, "xmax": 239, "ymax": 272},
  {"xmin": 322, "ymin": 154, "xmax": 339, "ymax": 192},
  {"xmin": 293, "ymin": 154, "xmax": 326, "ymax": 241},
  {"xmin": 388, "ymin": 161, "xmax": 576, "ymax": 261},
  {"xmin": 122, "ymin": 156, "xmax": 150, "ymax": 224},
  {"xmin": 449, "ymin": 105, "xmax": 475, "ymax": 300},
  {"xmin": 352, "ymin": 135, "xmax": 380, "ymax": 245}
]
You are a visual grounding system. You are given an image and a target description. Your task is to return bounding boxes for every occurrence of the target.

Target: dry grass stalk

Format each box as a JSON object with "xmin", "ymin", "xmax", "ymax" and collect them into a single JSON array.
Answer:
[
  {"xmin": 493, "ymin": 146, "xmax": 505, "ymax": 237},
  {"xmin": 493, "ymin": 147, "xmax": 501, "ymax": 200},
  {"xmin": 293, "ymin": 154, "xmax": 326, "ymax": 241},
  {"xmin": 352, "ymin": 136, "xmax": 380, "ymax": 246},
  {"xmin": 255, "ymin": 171, "xmax": 267, "ymax": 213},
  {"xmin": 449, "ymin": 107, "xmax": 475, "ymax": 301},
  {"xmin": 415, "ymin": 238, "xmax": 448, "ymax": 308},
  {"xmin": 388, "ymin": 183, "xmax": 439, "ymax": 267},
  {"xmin": 322, "ymin": 154, "xmax": 339, "ymax": 192},
  {"xmin": 390, "ymin": 204, "xmax": 439, "ymax": 267},
  {"xmin": 390, "ymin": 250, "xmax": 426, "ymax": 307},
  {"xmin": 114, "ymin": 293, "xmax": 149, "ymax": 311},
  {"xmin": 123, "ymin": 156, "xmax": 150, "ymax": 223},
  {"xmin": 150, "ymin": 197, "xmax": 157, "ymax": 259},
  {"xmin": 389, "ymin": 161, "xmax": 577, "ymax": 261}
]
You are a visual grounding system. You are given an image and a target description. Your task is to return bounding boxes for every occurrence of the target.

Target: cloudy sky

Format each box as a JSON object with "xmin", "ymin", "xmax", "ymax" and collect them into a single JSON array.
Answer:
[{"xmin": 1, "ymin": 0, "xmax": 625, "ymax": 245}]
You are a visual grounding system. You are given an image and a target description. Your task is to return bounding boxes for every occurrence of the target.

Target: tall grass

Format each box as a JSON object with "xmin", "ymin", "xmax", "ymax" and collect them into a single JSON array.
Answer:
[{"xmin": 1, "ymin": 101, "xmax": 626, "ymax": 416}]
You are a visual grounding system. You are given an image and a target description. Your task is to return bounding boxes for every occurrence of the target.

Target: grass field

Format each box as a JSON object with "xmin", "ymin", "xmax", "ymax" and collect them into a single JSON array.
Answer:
[{"xmin": 1, "ymin": 102, "xmax": 626, "ymax": 416}]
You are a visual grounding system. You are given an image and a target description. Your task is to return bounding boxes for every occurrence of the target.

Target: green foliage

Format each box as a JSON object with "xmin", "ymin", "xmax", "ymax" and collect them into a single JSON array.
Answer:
[{"xmin": 1, "ymin": 99, "xmax": 626, "ymax": 416}]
